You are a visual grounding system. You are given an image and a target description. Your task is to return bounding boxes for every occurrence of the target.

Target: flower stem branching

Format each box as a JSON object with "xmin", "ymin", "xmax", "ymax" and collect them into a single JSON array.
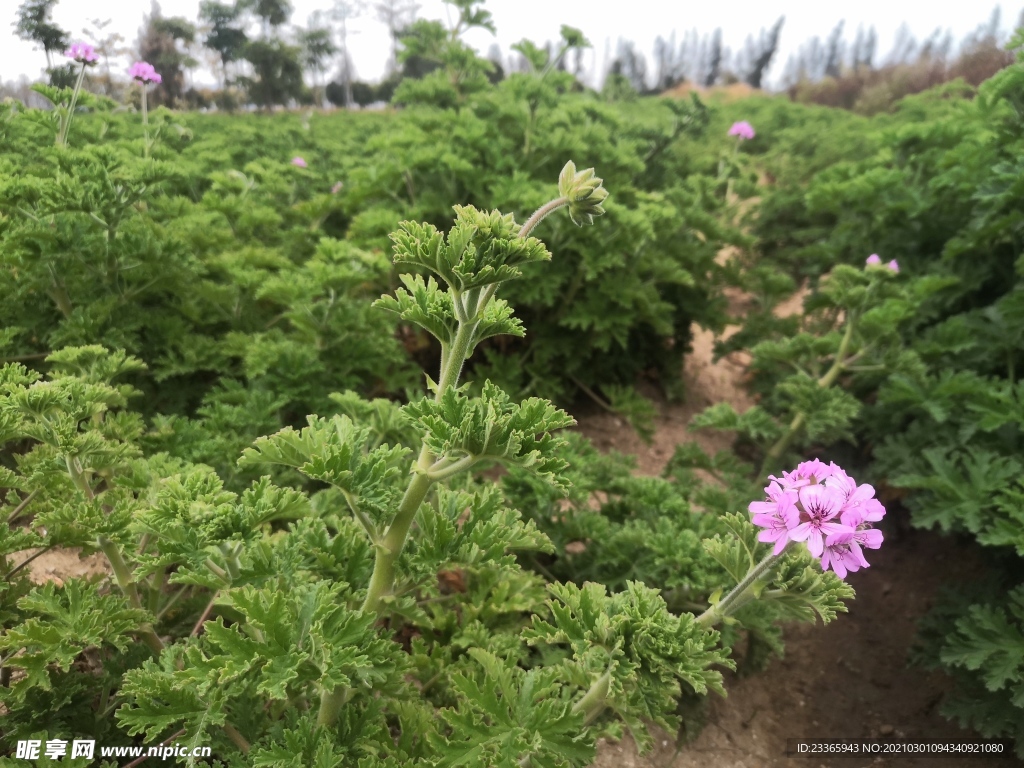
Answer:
[{"xmin": 696, "ymin": 547, "xmax": 788, "ymax": 628}]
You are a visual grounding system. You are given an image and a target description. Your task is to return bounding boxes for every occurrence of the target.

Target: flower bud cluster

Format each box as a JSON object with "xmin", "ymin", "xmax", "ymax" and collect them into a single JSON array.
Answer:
[
  {"xmin": 748, "ymin": 459, "xmax": 885, "ymax": 579},
  {"xmin": 557, "ymin": 161, "xmax": 608, "ymax": 226}
]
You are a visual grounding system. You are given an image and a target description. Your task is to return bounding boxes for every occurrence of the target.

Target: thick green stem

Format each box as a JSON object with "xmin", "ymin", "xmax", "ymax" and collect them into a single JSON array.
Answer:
[
  {"xmin": 361, "ymin": 459, "xmax": 434, "ymax": 614},
  {"xmin": 222, "ymin": 723, "xmax": 250, "ymax": 754},
  {"xmin": 436, "ymin": 319, "xmax": 479, "ymax": 398},
  {"xmin": 759, "ymin": 316, "xmax": 856, "ymax": 477},
  {"xmin": 321, "ymin": 279, "xmax": 494, "ymax": 726},
  {"xmin": 571, "ymin": 669, "xmax": 612, "ymax": 726},
  {"xmin": 519, "ymin": 197, "xmax": 568, "ymax": 238},
  {"xmin": 98, "ymin": 536, "xmax": 165, "ymax": 655},
  {"xmin": 7, "ymin": 489, "xmax": 39, "ymax": 524},
  {"xmin": 66, "ymin": 455, "xmax": 164, "ymax": 654},
  {"xmin": 49, "ymin": 284, "xmax": 74, "ymax": 318},
  {"xmin": 696, "ymin": 547, "xmax": 787, "ymax": 628},
  {"xmin": 317, "ymin": 686, "xmax": 353, "ymax": 727}
]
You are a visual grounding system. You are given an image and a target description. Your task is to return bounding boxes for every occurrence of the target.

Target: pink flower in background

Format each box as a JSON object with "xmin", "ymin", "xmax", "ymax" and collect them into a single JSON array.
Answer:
[
  {"xmin": 65, "ymin": 43, "xmax": 99, "ymax": 65},
  {"xmin": 866, "ymin": 254, "xmax": 899, "ymax": 273},
  {"xmin": 728, "ymin": 121, "xmax": 756, "ymax": 140},
  {"xmin": 331, "ymin": 181, "xmax": 344, "ymax": 194},
  {"xmin": 291, "ymin": 156, "xmax": 308, "ymax": 168},
  {"xmin": 749, "ymin": 459, "xmax": 886, "ymax": 579},
  {"xmin": 129, "ymin": 61, "xmax": 162, "ymax": 84}
]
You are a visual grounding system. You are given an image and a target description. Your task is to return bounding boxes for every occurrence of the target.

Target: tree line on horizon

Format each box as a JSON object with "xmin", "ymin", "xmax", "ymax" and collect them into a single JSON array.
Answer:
[{"xmin": 8, "ymin": 0, "xmax": 1023, "ymax": 112}]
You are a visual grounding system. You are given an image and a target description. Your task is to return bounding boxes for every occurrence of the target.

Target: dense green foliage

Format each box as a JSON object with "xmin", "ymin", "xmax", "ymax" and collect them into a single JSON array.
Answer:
[
  {"xmin": 0, "ymin": 45, "xmax": 855, "ymax": 765},
  {"xmin": 3, "ymin": 9, "xmax": 1024, "ymax": 762},
  {"xmin": 708, "ymin": 36, "xmax": 1024, "ymax": 753}
]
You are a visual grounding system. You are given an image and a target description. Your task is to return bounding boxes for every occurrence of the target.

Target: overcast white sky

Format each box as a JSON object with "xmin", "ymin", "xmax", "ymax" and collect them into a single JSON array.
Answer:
[{"xmin": 2, "ymin": 0, "xmax": 1022, "ymax": 89}]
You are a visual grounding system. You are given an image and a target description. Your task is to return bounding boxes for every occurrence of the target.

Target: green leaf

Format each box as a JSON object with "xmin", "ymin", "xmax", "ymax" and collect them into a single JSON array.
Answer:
[
  {"xmin": 0, "ymin": 580, "xmax": 149, "ymax": 703},
  {"xmin": 404, "ymin": 382, "xmax": 574, "ymax": 490},
  {"xmin": 390, "ymin": 206, "xmax": 550, "ymax": 292}
]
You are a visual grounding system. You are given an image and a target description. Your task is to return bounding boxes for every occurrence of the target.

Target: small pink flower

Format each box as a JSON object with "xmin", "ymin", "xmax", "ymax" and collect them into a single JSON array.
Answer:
[
  {"xmin": 820, "ymin": 531, "xmax": 870, "ymax": 580},
  {"xmin": 769, "ymin": 458, "xmax": 834, "ymax": 491},
  {"xmin": 866, "ymin": 254, "xmax": 881, "ymax": 266},
  {"xmin": 789, "ymin": 485, "xmax": 852, "ymax": 558},
  {"xmin": 887, "ymin": 259, "xmax": 899, "ymax": 273},
  {"xmin": 129, "ymin": 61, "xmax": 162, "ymax": 84},
  {"xmin": 66, "ymin": 43, "xmax": 99, "ymax": 65},
  {"xmin": 728, "ymin": 120, "xmax": 756, "ymax": 140},
  {"xmin": 291, "ymin": 156, "xmax": 308, "ymax": 168},
  {"xmin": 749, "ymin": 481, "xmax": 799, "ymax": 554},
  {"xmin": 331, "ymin": 181, "xmax": 344, "ymax": 194},
  {"xmin": 753, "ymin": 460, "xmax": 885, "ymax": 579},
  {"xmin": 823, "ymin": 464, "xmax": 886, "ymax": 527}
]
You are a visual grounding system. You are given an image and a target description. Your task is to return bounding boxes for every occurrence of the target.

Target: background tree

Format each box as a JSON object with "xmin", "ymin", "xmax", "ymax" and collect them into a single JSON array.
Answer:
[
  {"xmin": 703, "ymin": 28, "xmax": 723, "ymax": 87},
  {"xmin": 199, "ymin": 1, "xmax": 249, "ymax": 90},
  {"xmin": 823, "ymin": 20, "xmax": 846, "ymax": 78},
  {"xmin": 240, "ymin": 0, "xmax": 293, "ymax": 38},
  {"xmin": 741, "ymin": 16, "xmax": 784, "ymax": 89},
  {"xmin": 299, "ymin": 13, "xmax": 338, "ymax": 105},
  {"xmin": 375, "ymin": 0, "xmax": 419, "ymax": 73},
  {"xmin": 330, "ymin": 0, "xmax": 366, "ymax": 108},
  {"xmin": 241, "ymin": 39, "xmax": 305, "ymax": 107},
  {"xmin": 13, "ymin": 0, "xmax": 70, "ymax": 85},
  {"xmin": 137, "ymin": 5, "xmax": 197, "ymax": 105},
  {"xmin": 653, "ymin": 32, "xmax": 686, "ymax": 91},
  {"xmin": 82, "ymin": 18, "xmax": 130, "ymax": 96},
  {"xmin": 850, "ymin": 25, "xmax": 877, "ymax": 72},
  {"xmin": 13, "ymin": 0, "xmax": 68, "ymax": 70},
  {"xmin": 611, "ymin": 39, "xmax": 648, "ymax": 93}
]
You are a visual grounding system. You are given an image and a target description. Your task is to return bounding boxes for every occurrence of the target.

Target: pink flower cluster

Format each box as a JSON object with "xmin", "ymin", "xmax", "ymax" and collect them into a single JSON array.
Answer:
[
  {"xmin": 291, "ymin": 156, "xmax": 308, "ymax": 168},
  {"xmin": 129, "ymin": 61, "xmax": 162, "ymax": 84},
  {"xmin": 65, "ymin": 43, "xmax": 99, "ymax": 65},
  {"xmin": 866, "ymin": 254, "xmax": 899, "ymax": 273},
  {"xmin": 728, "ymin": 121, "xmax": 756, "ymax": 140},
  {"xmin": 749, "ymin": 459, "xmax": 885, "ymax": 579}
]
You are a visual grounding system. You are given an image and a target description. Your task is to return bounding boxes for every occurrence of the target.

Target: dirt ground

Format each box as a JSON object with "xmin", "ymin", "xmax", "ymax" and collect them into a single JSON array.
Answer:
[{"xmin": 575, "ymin": 280, "xmax": 1021, "ymax": 767}]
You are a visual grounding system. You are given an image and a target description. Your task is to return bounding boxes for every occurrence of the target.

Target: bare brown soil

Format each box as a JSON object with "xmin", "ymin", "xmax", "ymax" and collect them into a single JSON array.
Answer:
[
  {"xmin": 576, "ymin": 284, "xmax": 1021, "ymax": 767},
  {"xmin": 18, "ymin": 545, "xmax": 110, "ymax": 586}
]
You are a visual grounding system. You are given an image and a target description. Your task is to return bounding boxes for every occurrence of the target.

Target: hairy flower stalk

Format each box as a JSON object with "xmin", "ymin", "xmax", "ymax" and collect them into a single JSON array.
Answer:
[
  {"xmin": 696, "ymin": 548, "xmax": 787, "ymax": 628},
  {"xmin": 129, "ymin": 61, "xmax": 162, "ymax": 157},
  {"xmin": 519, "ymin": 161, "xmax": 609, "ymax": 236},
  {"xmin": 699, "ymin": 460, "xmax": 886, "ymax": 629},
  {"xmin": 56, "ymin": 43, "xmax": 98, "ymax": 147}
]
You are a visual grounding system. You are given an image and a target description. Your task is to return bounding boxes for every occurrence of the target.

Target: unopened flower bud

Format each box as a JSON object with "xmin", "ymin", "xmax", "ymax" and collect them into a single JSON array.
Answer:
[{"xmin": 558, "ymin": 160, "xmax": 608, "ymax": 226}]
